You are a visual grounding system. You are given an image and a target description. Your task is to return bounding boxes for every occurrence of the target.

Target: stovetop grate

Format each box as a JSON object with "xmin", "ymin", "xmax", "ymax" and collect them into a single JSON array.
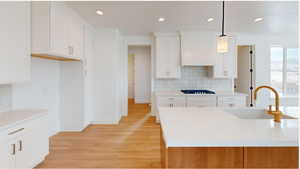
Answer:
[{"xmin": 180, "ymin": 90, "xmax": 215, "ymax": 94}]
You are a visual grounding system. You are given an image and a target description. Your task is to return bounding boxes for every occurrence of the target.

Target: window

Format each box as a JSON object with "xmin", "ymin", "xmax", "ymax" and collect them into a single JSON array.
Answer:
[{"xmin": 270, "ymin": 47, "xmax": 299, "ymax": 97}]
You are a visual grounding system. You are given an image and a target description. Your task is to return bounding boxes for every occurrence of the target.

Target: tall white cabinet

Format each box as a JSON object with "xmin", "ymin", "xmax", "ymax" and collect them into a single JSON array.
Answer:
[
  {"xmin": 0, "ymin": 2, "xmax": 31, "ymax": 84},
  {"xmin": 154, "ymin": 33, "xmax": 181, "ymax": 79},
  {"xmin": 32, "ymin": 2, "xmax": 84, "ymax": 60}
]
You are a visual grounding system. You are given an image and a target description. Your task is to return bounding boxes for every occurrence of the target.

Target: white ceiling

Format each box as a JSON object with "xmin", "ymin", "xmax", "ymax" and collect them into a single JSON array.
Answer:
[{"xmin": 67, "ymin": 1, "xmax": 298, "ymax": 35}]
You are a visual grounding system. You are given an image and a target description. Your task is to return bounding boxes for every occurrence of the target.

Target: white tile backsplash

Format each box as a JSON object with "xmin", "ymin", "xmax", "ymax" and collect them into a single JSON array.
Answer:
[{"xmin": 154, "ymin": 66, "xmax": 232, "ymax": 92}]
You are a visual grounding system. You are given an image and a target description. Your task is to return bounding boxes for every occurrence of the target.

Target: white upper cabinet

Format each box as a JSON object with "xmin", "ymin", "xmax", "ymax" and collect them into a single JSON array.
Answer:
[
  {"xmin": 68, "ymin": 9, "xmax": 84, "ymax": 59},
  {"xmin": 180, "ymin": 31, "xmax": 216, "ymax": 66},
  {"xmin": 32, "ymin": 2, "xmax": 84, "ymax": 60},
  {"xmin": 154, "ymin": 33, "xmax": 181, "ymax": 79},
  {"xmin": 211, "ymin": 36, "xmax": 237, "ymax": 78},
  {"xmin": 0, "ymin": 2, "xmax": 31, "ymax": 84},
  {"xmin": 49, "ymin": 2, "xmax": 69, "ymax": 57}
]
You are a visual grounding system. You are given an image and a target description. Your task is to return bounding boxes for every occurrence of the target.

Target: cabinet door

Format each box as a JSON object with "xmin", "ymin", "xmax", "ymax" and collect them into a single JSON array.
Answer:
[
  {"xmin": 157, "ymin": 96, "xmax": 186, "ymax": 107},
  {"xmin": 0, "ymin": 139, "xmax": 16, "ymax": 168},
  {"xmin": 50, "ymin": 2, "xmax": 69, "ymax": 57},
  {"xmin": 155, "ymin": 35, "xmax": 180, "ymax": 79},
  {"xmin": 0, "ymin": 2, "xmax": 30, "ymax": 84},
  {"xmin": 213, "ymin": 36, "xmax": 237, "ymax": 78},
  {"xmin": 181, "ymin": 32, "xmax": 215, "ymax": 66},
  {"xmin": 16, "ymin": 117, "xmax": 49, "ymax": 168},
  {"xmin": 186, "ymin": 96, "xmax": 217, "ymax": 107},
  {"xmin": 68, "ymin": 10, "xmax": 84, "ymax": 59},
  {"xmin": 15, "ymin": 134, "xmax": 34, "ymax": 168}
]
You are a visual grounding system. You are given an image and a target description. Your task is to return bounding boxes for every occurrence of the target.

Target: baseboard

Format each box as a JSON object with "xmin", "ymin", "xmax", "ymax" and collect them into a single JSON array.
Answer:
[{"xmin": 91, "ymin": 120, "xmax": 119, "ymax": 124}]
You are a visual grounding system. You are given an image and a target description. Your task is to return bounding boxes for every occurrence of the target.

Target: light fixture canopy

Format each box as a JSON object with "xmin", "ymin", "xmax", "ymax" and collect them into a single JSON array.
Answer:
[{"xmin": 217, "ymin": 1, "xmax": 228, "ymax": 53}]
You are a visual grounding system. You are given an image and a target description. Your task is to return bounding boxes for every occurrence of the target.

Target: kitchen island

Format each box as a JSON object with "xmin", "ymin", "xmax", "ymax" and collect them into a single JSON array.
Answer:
[{"xmin": 159, "ymin": 107, "xmax": 298, "ymax": 168}]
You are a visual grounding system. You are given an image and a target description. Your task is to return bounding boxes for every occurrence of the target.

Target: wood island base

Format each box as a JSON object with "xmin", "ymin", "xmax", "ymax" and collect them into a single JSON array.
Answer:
[{"xmin": 161, "ymin": 130, "xmax": 299, "ymax": 168}]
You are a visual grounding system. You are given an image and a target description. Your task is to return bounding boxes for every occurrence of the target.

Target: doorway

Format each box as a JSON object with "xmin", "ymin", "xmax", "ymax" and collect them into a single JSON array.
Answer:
[
  {"xmin": 235, "ymin": 45, "xmax": 255, "ymax": 106},
  {"xmin": 128, "ymin": 45, "xmax": 151, "ymax": 104}
]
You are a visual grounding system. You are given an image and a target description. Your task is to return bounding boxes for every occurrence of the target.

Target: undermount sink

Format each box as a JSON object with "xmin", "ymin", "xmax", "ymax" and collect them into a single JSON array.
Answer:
[{"xmin": 223, "ymin": 108, "xmax": 296, "ymax": 120}]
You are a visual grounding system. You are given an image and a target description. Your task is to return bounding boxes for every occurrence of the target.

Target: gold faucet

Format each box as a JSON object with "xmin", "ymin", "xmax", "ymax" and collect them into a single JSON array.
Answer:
[{"xmin": 254, "ymin": 86, "xmax": 282, "ymax": 122}]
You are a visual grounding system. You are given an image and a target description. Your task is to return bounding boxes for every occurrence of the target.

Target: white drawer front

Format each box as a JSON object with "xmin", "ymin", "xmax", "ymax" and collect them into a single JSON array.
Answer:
[
  {"xmin": 217, "ymin": 96, "xmax": 246, "ymax": 107},
  {"xmin": 186, "ymin": 96, "xmax": 217, "ymax": 107},
  {"xmin": 157, "ymin": 96, "xmax": 186, "ymax": 107}
]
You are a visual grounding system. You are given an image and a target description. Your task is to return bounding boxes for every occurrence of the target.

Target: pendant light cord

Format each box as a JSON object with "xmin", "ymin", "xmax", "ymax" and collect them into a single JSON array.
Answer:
[{"xmin": 222, "ymin": 0, "xmax": 225, "ymax": 36}]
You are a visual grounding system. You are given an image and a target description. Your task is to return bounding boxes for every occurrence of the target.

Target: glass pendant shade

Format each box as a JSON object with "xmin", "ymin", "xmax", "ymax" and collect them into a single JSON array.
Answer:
[{"xmin": 217, "ymin": 35, "xmax": 228, "ymax": 53}]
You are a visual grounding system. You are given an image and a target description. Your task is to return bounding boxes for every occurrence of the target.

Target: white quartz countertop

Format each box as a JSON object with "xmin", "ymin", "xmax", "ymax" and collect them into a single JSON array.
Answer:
[
  {"xmin": 159, "ymin": 107, "xmax": 298, "ymax": 147},
  {"xmin": 155, "ymin": 91, "xmax": 247, "ymax": 96},
  {"xmin": 0, "ymin": 109, "xmax": 48, "ymax": 131}
]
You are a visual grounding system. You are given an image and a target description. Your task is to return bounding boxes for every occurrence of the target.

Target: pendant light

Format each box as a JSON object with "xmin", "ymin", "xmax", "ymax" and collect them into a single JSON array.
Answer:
[{"xmin": 217, "ymin": 0, "xmax": 228, "ymax": 53}]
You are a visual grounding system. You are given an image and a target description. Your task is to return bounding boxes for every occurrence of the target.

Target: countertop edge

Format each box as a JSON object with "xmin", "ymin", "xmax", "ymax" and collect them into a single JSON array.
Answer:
[{"xmin": 0, "ymin": 109, "xmax": 48, "ymax": 132}]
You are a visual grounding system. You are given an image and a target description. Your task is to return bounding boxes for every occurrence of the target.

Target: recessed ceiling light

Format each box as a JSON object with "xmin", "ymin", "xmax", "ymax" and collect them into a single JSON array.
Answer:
[
  {"xmin": 96, "ymin": 10, "xmax": 103, "ymax": 16},
  {"xmin": 254, "ymin": 17, "xmax": 263, "ymax": 22},
  {"xmin": 158, "ymin": 17, "xmax": 165, "ymax": 22},
  {"xmin": 207, "ymin": 18, "xmax": 214, "ymax": 22}
]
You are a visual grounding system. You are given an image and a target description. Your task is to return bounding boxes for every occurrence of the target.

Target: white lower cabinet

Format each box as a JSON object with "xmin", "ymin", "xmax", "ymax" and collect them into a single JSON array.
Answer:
[
  {"xmin": 0, "ymin": 115, "xmax": 49, "ymax": 169},
  {"xmin": 217, "ymin": 96, "xmax": 246, "ymax": 107},
  {"xmin": 156, "ymin": 96, "xmax": 186, "ymax": 107},
  {"xmin": 154, "ymin": 94, "xmax": 247, "ymax": 122},
  {"xmin": 186, "ymin": 95, "xmax": 217, "ymax": 107}
]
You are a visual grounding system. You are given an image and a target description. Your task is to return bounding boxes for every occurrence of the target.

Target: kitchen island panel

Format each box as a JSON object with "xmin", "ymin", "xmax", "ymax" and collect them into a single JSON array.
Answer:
[{"xmin": 244, "ymin": 147, "xmax": 298, "ymax": 168}]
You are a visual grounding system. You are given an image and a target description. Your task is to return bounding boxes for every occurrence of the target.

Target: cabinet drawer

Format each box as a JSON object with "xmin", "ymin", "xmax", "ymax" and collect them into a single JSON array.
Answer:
[
  {"xmin": 157, "ymin": 96, "xmax": 186, "ymax": 107},
  {"xmin": 217, "ymin": 96, "xmax": 246, "ymax": 107},
  {"xmin": 186, "ymin": 96, "xmax": 217, "ymax": 107}
]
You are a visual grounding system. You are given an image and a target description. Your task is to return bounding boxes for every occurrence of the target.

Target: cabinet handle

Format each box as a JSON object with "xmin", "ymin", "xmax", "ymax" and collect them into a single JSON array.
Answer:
[
  {"xmin": 11, "ymin": 144, "xmax": 16, "ymax": 155},
  {"xmin": 166, "ymin": 71, "xmax": 170, "ymax": 76},
  {"xmin": 18, "ymin": 140, "xmax": 22, "ymax": 152},
  {"xmin": 68, "ymin": 46, "xmax": 74, "ymax": 55},
  {"xmin": 68, "ymin": 46, "xmax": 71, "ymax": 55},
  {"xmin": 71, "ymin": 46, "xmax": 74, "ymax": 55},
  {"xmin": 224, "ymin": 70, "xmax": 228, "ymax": 76},
  {"xmin": 8, "ymin": 128, "xmax": 24, "ymax": 135}
]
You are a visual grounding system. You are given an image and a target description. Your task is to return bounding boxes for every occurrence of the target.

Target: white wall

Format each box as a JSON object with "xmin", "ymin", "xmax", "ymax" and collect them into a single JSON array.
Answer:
[
  {"xmin": 60, "ymin": 62, "xmax": 84, "ymax": 131},
  {"xmin": 128, "ymin": 54, "xmax": 134, "ymax": 99},
  {"xmin": 0, "ymin": 85, "xmax": 12, "ymax": 112},
  {"xmin": 236, "ymin": 32, "xmax": 298, "ymax": 107},
  {"xmin": 12, "ymin": 58, "xmax": 61, "ymax": 136},
  {"xmin": 92, "ymin": 29, "xmax": 122, "ymax": 124},
  {"xmin": 83, "ymin": 24, "xmax": 96, "ymax": 127},
  {"xmin": 129, "ymin": 46, "xmax": 151, "ymax": 103}
]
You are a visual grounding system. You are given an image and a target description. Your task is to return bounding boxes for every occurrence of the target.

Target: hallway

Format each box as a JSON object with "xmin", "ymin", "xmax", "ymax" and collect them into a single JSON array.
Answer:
[{"xmin": 37, "ymin": 99, "xmax": 161, "ymax": 168}]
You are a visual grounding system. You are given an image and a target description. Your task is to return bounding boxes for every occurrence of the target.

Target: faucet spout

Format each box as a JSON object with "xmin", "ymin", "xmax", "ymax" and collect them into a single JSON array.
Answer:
[
  {"xmin": 253, "ymin": 86, "xmax": 281, "ymax": 122},
  {"xmin": 254, "ymin": 85, "xmax": 280, "ymax": 111}
]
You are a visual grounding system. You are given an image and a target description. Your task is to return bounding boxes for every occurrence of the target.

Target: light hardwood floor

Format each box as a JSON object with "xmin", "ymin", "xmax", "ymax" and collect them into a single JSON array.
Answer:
[{"xmin": 37, "ymin": 99, "xmax": 161, "ymax": 168}]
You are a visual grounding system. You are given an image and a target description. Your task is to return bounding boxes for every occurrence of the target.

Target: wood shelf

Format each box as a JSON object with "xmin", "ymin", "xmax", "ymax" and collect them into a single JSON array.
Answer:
[{"xmin": 31, "ymin": 53, "xmax": 80, "ymax": 62}]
